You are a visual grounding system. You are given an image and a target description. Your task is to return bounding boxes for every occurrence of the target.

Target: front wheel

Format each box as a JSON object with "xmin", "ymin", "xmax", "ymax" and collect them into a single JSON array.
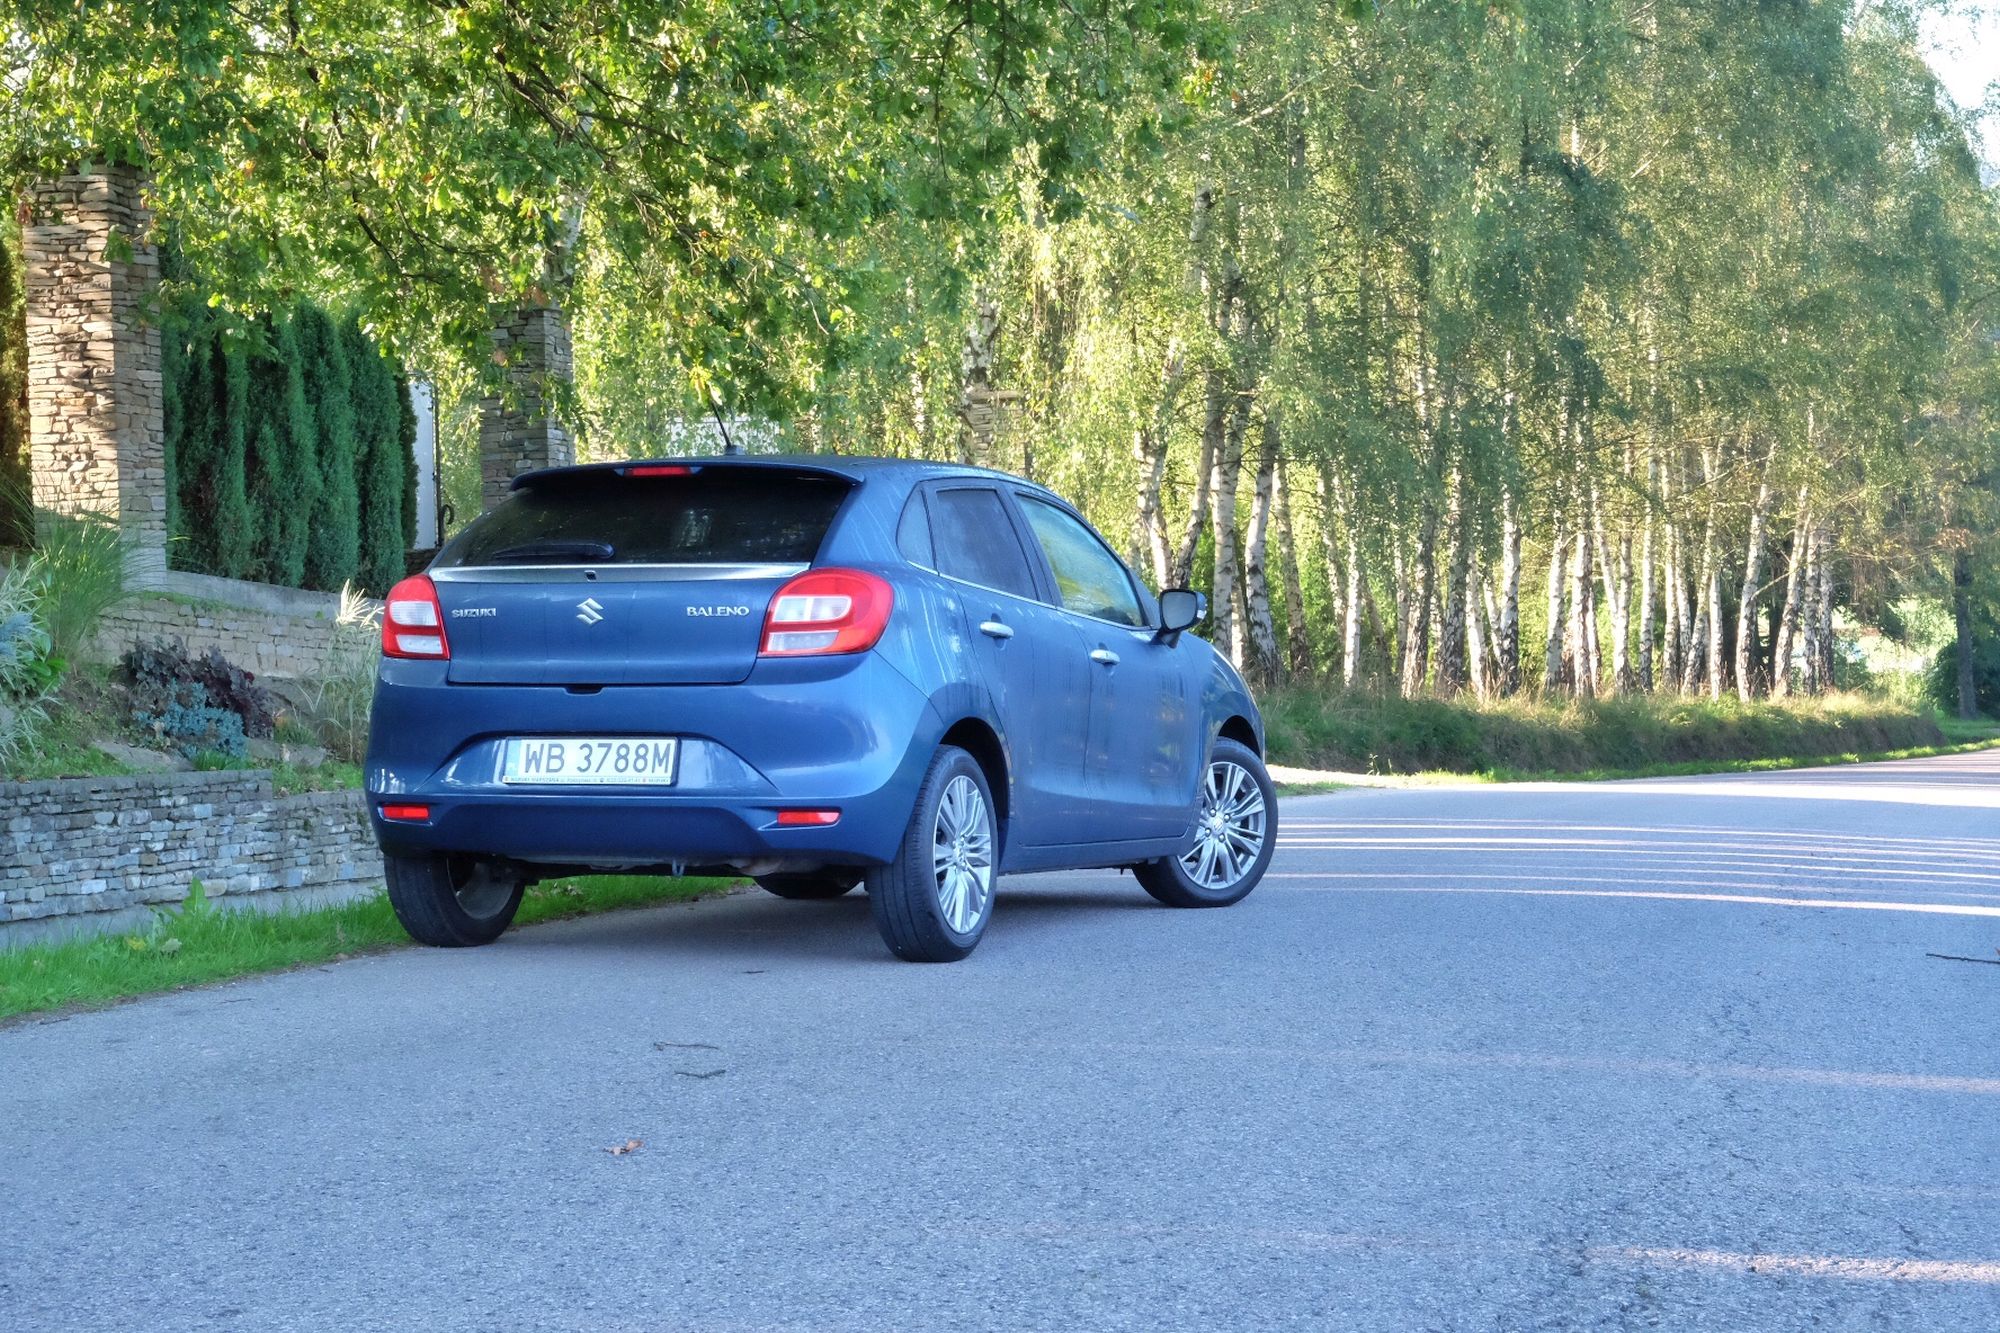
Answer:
[
  {"xmin": 384, "ymin": 851, "xmax": 525, "ymax": 947},
  {"xmin": 867, "ymin": 745, "xmax": 998, "ymax": 962},
  {"xmin": 1133, "ymin": 739, "xmax": 1276, "ymax": 908}
]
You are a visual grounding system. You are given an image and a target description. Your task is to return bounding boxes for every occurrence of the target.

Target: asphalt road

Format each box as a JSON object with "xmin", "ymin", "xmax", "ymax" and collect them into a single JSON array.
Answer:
[{"xmin": 4, "ymin": 752, "xmax": 1999, "ymax": 1332}]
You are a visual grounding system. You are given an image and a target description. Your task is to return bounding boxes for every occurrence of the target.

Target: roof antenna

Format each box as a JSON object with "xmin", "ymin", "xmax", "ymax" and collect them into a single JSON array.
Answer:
[{"xmin": 707, "ymin": 389, "xmax": 745, "ymax": 456}]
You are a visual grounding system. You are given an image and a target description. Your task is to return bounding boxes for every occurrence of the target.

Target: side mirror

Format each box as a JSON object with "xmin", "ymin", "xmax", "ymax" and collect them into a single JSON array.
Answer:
[{"xmin": 1156, "ymin": 587, "xmax": 1207, "ymax": 643}]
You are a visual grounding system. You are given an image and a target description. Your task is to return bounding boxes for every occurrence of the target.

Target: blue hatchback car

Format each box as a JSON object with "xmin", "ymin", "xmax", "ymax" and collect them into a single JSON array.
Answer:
[{"xmin": 366, "ymin": 456, "xmax": 1276, "ymax": 961}]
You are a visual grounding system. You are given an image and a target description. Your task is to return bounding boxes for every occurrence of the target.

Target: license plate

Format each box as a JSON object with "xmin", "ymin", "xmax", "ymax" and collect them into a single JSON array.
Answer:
[{"xmin": 501, "ymin": 737, "xmax": 680, "ymax": 786}]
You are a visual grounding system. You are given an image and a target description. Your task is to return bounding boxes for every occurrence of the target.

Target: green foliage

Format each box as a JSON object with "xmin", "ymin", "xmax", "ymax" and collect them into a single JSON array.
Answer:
[
  {"xmin": 1262, "ymin": 689, "xmax": 1947, "ymax": 778},
  {"xmin": 0, "ymin": 482, "xmax": 131, "ymax": 663},
  {"xmin": 292, "ymin": 306, "xmax": 360, "ymax": 589},
  {"xmin": 161, "ymin": 298, "xmax": 407, "ymax": 593},
  {"xmin": 0, "ymin": 210, "xmax": 27, "ymax": 550},
  {"xmin": 1926, "ymin": 627, "xmax": 2000, "ymax": 720},
  {"xmin": 345, "ymin": 317, "xmax": 409, "ymax": 595},
  {"xmin": 0, "ymin": 559, "xmax": 56, "ymax": 761},
  {"xmin": 121, "ymin": 637, "xmax": 276, "ymax": 761}
]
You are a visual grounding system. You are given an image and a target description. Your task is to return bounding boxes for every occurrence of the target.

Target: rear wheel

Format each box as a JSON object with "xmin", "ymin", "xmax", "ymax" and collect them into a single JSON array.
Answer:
[
  {"xmin": 384, "ymin": 851, "xmax": 525, "ymax": 947},
  {"xmin": 755, "ymin": 872, "xmax": 861, "ymax": 900},
  {"xmin": 868, "ymin": 746, "xmax": 997, "ymax": 962},
  {"xmin": 1133, "ymin": 739, "xmax": 1276, "ymax": 908}
]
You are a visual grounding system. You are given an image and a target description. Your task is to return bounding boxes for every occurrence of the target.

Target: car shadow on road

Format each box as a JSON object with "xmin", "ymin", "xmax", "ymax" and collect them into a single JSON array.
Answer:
[{"xmin": 512, "ymin": 876, "xmax": 1158, "ymax": 964}]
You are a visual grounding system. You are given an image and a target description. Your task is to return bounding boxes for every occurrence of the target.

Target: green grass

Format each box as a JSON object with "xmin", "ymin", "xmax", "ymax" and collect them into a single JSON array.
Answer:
[
  {"xmin": 1263, "ymin": 687, "xmax": 1957, "ymax": 779},
  {"xmin": 0, "ymin": 874, "xmax": 739, "ymax": 1023}
]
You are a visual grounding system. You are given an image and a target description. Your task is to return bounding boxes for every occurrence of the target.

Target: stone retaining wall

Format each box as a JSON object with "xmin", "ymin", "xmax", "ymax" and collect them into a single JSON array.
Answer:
[
  {"xmin": 88, "ymin": 593, "xmax": 366, "ymax": 680},
  {"xmin": 1, "ymin": 770, "xmax": 379, "ymax": 925}
]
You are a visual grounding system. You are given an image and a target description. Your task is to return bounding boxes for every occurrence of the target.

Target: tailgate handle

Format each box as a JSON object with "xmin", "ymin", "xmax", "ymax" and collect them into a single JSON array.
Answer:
[{"xmin": 978, "ymin": 619, "xmax": 1014, "ymax": 640}]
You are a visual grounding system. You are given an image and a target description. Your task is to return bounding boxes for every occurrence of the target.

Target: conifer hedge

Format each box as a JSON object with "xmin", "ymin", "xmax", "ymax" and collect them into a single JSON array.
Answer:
[{"xmin": 161, "ymin": 299, "xmax": 413, "ymax": 594}]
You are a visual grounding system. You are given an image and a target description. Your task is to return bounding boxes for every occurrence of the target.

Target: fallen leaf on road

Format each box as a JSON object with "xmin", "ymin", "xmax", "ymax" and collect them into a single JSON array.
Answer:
[{"xmin": 605, "ymin": 1139, "xmax": 643, "ymax": 1156}]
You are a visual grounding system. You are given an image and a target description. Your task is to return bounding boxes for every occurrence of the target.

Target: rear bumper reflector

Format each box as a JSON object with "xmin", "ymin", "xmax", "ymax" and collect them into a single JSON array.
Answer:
[
  {"xmin": 774, "ymin": 809, "xmax": 841, "ymax": 827},
  {"xmin": 380, "ymin": 804, "xmax": 433, "ymax": 822}
]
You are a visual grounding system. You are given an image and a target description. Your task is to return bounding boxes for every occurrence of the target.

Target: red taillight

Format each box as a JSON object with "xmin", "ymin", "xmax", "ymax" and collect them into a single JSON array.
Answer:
[
  {"xmin": 380, "ymin": 803, "xmax": 431, "ymax": 822},
  {"xmin": 759, "ymin": 568, "xmax": 894, "ymax": 656},
  {"xmin": 774, "ymin": 809, "xmax": 841, "ymax": 827},
  {"xmin": 382, "ymin": 575, "xmax": 450, "ymax": 660},
  {"xmin": 626, "ymin": 464, "xmax": 693, "ymax": 477}
]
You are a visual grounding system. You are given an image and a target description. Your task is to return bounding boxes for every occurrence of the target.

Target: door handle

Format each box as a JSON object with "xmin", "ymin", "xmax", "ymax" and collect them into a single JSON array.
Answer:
[
  {"xmin": 1089, "ymin": 648, "xmax": 1121, "ymax": 666},
  {"xmin": 979, "ymin": 620, "xmax": 1015, "ymax": 640}
]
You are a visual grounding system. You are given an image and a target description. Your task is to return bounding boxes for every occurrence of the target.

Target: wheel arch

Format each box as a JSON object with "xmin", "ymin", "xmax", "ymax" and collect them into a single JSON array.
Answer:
[
  {"xmin": 938, "ymin": 715, "xmax": 1011, "ymax": 853},
  {"xmin": 1218, "ymin": 713, "xmax": 1262, "ymax": 757}
]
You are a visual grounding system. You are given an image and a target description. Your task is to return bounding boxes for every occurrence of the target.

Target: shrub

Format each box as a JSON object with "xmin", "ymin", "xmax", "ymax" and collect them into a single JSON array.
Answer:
[
  {"xmin": 1262, "ymin": 686, "xmax": 1946, "ymax": 777},
  {"xmin": 0, "ymin": 559, "xmax": 56, "ymax": 761},
  {"xmin": 130, "ymin": 677, "xmax": 250, "ymax": 760},
  {"xmin": 1924, "ymin": 627, "xmax": 2000, "ymax": 719},
  {"xmin": 122, "ymin": 638, "xmax": 276, "ymax": 758},
  {"xmin": 0, "ymin": 471, "xmax": 131, "ymax": 661},
  {"xmin": 284, "ymin": 581, "xmax": 381, "ymax": 763}
]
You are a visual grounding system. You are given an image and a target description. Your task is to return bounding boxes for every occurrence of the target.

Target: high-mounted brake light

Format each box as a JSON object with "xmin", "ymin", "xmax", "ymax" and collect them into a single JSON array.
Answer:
[
  {"xmin": 759, "ymin": 568, "xmax": 894, "ymax": 656},
  {"xmin": 626, "ymin": 464, "xmax": 693, "ymax": 477},
  {"xmin": 382, "ymin": 575, "xmax": 451, "ymax": 660}
]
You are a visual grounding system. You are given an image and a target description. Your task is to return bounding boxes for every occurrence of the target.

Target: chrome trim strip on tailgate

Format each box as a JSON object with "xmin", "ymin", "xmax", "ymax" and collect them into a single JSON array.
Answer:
[{"xmin": 431, "ymin": 563, "xmax": 808, "ymax": 584}]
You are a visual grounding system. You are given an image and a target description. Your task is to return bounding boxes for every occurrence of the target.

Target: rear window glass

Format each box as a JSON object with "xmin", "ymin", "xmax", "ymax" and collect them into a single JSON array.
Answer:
[
  {"xmin": 928, "ymin": 487, "xmax": 1039, "ymax": 599},
  {"xmin": 436, "ymin": 469, "xmax": 852, "ymax": 567}
]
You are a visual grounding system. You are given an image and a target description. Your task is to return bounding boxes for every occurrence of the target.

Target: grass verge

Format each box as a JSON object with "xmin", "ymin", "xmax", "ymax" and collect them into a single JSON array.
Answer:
[
  {"xmin": 0, "ymin": 874, "xmax": 739, "ymax": 1024},
  {"xmin": 1263, "ymin": 687, "xmax": 1960, "ymax": 778}
]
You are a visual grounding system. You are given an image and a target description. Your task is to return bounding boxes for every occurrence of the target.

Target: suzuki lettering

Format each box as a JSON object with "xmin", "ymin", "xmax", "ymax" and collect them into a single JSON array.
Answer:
[{"xmin": 366, "ymin": 457, "xmax": 1274, "ymax": 962}]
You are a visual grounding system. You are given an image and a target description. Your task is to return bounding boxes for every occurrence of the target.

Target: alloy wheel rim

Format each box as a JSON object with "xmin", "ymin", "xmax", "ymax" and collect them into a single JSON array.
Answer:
[
  {"xmin": 1180, "ymin": 760, "xmax": 1267, "ymax": 891},
  {"xmin": 931, "ymin": 774, "xmax": 994, "ymax": 934}
]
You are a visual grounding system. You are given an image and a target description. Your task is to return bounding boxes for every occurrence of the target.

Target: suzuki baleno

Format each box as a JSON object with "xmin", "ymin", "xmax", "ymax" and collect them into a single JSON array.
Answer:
[{"xmin": 365, "ymin": 456, "xmax": 1276, "ymax": 961}]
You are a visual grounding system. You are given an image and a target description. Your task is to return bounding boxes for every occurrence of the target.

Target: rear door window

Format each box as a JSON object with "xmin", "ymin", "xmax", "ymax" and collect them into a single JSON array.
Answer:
[
  {"xmin": 435, "ymin": 468, "xmax": 852, "ymax": 567},
  {"xmin": 927, "ymin": 487, "xmax": 1040, "ymax": 599}
]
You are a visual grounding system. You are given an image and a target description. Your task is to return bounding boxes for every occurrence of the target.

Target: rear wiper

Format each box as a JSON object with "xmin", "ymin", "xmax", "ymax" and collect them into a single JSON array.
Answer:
[{"xmin": 486, "ymin": 540, "xmax": 616, "ymax": 563}]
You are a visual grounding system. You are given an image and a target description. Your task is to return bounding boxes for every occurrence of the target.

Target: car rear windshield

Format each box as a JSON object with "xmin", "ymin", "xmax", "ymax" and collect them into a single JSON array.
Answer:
[{"xmin": 435, "ymin": 468, "xmax": 854, "ymax": 567}]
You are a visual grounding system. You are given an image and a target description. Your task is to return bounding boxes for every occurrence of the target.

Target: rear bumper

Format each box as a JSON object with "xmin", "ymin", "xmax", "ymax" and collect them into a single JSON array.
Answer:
[{"xmin": 364, "ymin": 653, "xmax": 935, "ymax": 869}]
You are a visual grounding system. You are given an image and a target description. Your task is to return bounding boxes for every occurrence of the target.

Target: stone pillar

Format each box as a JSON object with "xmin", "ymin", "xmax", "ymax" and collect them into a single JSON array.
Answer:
[
  {"xmin": 22, "ymin": 163, "xmax": 167, "ymax": 588},
  {"xmin": 478, "ymin": 305, "xmax": 574, "ymax": 511}
]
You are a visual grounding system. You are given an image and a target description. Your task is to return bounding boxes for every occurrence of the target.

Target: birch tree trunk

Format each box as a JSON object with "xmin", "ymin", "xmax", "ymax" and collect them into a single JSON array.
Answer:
[
  {"xmin": 1435, "ymin": 463, "xmax": 1470, "ymax": 695},
  {"xmin": 1569, "ymin": 529, "xmax": 1597, "ymax": 698},
  {"xmin": 1467, "ymin": 562, "xmax": 1491, "ymax": 700},
  {"xmin": 1770, "ymin": 491, "xmax": 1810, "ymax": 698},
  {"xmin": 1734, "ymin": 440, "xmax": 1777, "ymax": 700},
  {"xmin": 1243, "ymin": 410, "xmax": 1282, "ymax": 682},
  {"xmin": 1273, "ymin": 458, "xmax": 1313, "ymax": 677},
  {"xmin": 1544, "ymin": 512, "xmax": 1568, "ymax": 694},
  {"xmin": 1800, "ymin": 526, "xmax": 1823, "ymax": 695},
  {"xmin": 1638, "ymin": 497, "xmax": 1656, "ymax": 693},
  {"xmin": 1169, "ymin": 372, "xmax": 1222, "ymax": 588},
  {"xmin": 1497, "ymin": 487, "xmax": 1522, "ymax": 695},
  {"xmin": 1209, "ymin": 391, "xmax": 1250, "ymax": 667},
  {"xmin": 1343, "ymin": 528, "xmax": 1364, "ymax": 687},
  {"xmin": 1132, "ymin": 339, "xmax": 1184, "ymax": 587}
]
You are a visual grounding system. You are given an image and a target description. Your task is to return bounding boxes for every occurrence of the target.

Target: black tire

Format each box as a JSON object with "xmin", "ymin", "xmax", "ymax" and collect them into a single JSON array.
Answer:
[
  {"xmin": 755, "ymin": 872, "xmax": 861, "ymax": 900},
  {"xmin": 383, "ymin": 851, "xmax": 525, "ymax": 947},
  {"xmin": 1133, "ymin": 738, "xmax": 1277, "ymax": 909},
  {"xmin": 867, "ymin": 745, "xmax": 998, "ymax": 962}
]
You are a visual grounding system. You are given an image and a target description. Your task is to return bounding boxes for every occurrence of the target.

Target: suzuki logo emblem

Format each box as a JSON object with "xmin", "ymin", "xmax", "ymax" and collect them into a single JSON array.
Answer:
[{"xmin": 576, "ymin": 597, "xmax": 605, "ymax": 625}]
